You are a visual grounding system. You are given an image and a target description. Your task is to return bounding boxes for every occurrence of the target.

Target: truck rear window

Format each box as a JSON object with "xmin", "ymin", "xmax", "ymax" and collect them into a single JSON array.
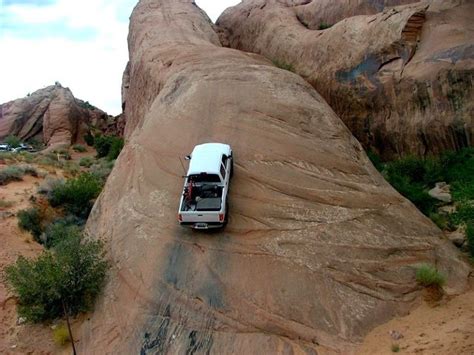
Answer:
[{"xmin": 189, "ymin": 173, "xmax": 221, "ymax": 183}]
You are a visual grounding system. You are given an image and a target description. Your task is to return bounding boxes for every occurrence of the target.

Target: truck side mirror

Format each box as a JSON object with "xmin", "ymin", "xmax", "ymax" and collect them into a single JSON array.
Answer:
[{"xmin": 184, "ymin": 155, "xmax": 191, "ymax": 161}]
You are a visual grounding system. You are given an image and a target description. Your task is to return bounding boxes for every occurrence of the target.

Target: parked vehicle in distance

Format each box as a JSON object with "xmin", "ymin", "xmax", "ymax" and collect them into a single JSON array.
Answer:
[
  {"xmin": 178, "ymin": 143, "xmax": 233, "ymax": 230},
  {"xmin": 0, "ymin": 144, "xmax": 10, "ymax": 151}
]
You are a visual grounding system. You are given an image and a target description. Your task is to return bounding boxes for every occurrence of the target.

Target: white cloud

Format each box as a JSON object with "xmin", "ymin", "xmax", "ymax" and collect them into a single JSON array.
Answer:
[{"xmin": 0, "ymin": 0, "xmax": 241, "ymax": 115}]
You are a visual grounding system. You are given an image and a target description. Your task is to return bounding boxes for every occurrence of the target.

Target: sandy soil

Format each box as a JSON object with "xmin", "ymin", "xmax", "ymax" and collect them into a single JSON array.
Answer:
[
  {"xmin": 359, "ymin": 284, "xmax": 474, "ymax": 355},
  {"xmin": 0, "ymin": 152, "xmax": 94, "ymax": 354},
  {"xmin": 0, "ymin": 174, "xmax": 58, "ymax": 354}
]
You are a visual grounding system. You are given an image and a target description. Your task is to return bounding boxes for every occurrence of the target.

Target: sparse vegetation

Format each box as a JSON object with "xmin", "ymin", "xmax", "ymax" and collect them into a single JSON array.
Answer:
[
  {"xmin": 416, "ymin": 264, "xmax": 446, "ymax": 287},
  {"xmin": 369, "ymin": 148, "xmax": 474, "ymax": 256},
  {"xmin": 272, "ymin": 59, "xmax": 295, "ymax": 72},
  {"xmin": 318, "ymin": 22, "xmax": 333, "ymax": 30},
  {"xmin": 93, "ymin": 135, "xmax": 124, "ymax": 160},
  {"xmin": 0, "ymin": 165, "xmax": 38, "ymax": 185},
  {"xmin": 53, "ymin": 324, "xmax": 71, "ymax": 346},
  {"xmin": 4, "ymin": 135, "xmax": 21, "ymax": 148},
  {"xmin": 84, "ymin": 132, "xmax": 95, "ymax": 146},
  {"xmin": 43, "ymin": 217, "xmax": 83, "ymax": 249},
  {"xmin": 391, "ymin": 343, "xmax": 400, "ymax": 352},
  {"xmin": 0, "ymin": 199, "xmax": 14, "ymax": 208},
  {"xmin": 17, "ymin": 207, "xmax": 43, "ymax": 241},
  {"xmin": 79, "ymin": 156, "xmax": 94, "ymax": 168},
  {"xmin": 48, "ymin": 173, "xmax": 102, "ymax": 218},
  {"xmin": 72, "ymin": 144, "xmax": 87, "ymax": 153},
  {"xmin": 4, "ymin": 234, "xmax": 108, "ymax": 322}
]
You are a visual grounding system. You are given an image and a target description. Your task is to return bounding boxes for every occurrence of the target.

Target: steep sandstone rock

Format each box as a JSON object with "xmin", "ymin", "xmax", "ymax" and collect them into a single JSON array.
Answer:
[
  {"xmin": 0, "ymin": 84, "xmax": 115, "ymax": 148},
  {"xmin": 218, "ymin": 0, "xmax": 474, "ymax": 158},
  {"xmin": 79, "ymin": 0, "xmax": 470, "ymax": 353}
]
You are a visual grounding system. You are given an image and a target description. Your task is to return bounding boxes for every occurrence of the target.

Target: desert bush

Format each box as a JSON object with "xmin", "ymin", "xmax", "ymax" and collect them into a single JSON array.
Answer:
[
  {"xmin": 0, "ymin": 166, "xmax": 24, "ymax": 185},
  {"xmin": 93, "ymin": 135, "xmax": 124, "ymax": 160},
  {"xmin": 79, "ymin": 157, "xmax": 94, "ymax": 168},
  {"xmin": 48, "ymin": 173, "xmax": 102, "ymax": 218},
  {"xmin": 0, "ymin": 199, "xmax": 14, "ymax": 209},
  {"xmin": 429, "ymin": 212, "xmax": 450, "ymax": 230},
  {"xmin": 72, "ymin": 144, "xmax": 87, "ymax": 153},
  {"xmin": 318, "ymin": 22, "xmax": 333, "ymax": 30},
  {"xmin": 272, "ymin": 59, "xmax": 294, "ymax": 72},
  {"xmin": 4, "ymin": 235, "xmax": 108, "ymax": 322},
  {"xmin": 83, "ymin": 132, "xmax": 95, "ymax": 146},
  {"xmin": 4, "ymin": 135, "xmax": 21, "ymax": 148},
  {"xmin": 38, "ymin": 177, "xmax": 65, "ymax": 197},
  {"xmin": 17, "ymin": 208, "xmax": 43, "ymax": 241},
  {"xmin": 90, "ymin": 159, "xmax": 114, "ymax": 182},
  {"xmin": 63, "ymin": 161, "xmax": 80, "ymax": 176},
  {"xmin": 466, "ymin": 222, "xmax": 474, "ymax": 258},
  {"xmin": 415, "ymin": 264, "xmax": 445, "ymax": 287},
  {"xmin": 366, "ymin": 149, "xmax": 383, "ymax": 171},
  {"xmin": 53, "ymin": 324, "xmax": 70, "ymax": 346},
  {"xmin": 43, "ymin": 220, "xmax": 82, "ymax": 249},
  {"xmin": 391, "ymin": 343, "xmax": 400, "ymax": 353}
]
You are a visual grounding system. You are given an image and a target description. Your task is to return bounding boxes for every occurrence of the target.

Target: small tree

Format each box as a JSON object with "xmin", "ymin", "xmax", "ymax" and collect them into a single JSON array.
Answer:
[
  {"xmin": 5, "ymin": 135, "xmax": 21, "ymax": 148},
  {"xmin": 4, "ymin": 235, "xmax": 108, "ymax": 352}
]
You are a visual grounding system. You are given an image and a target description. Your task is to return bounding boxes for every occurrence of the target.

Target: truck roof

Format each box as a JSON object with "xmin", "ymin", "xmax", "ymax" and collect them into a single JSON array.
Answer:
[{"xmin": 188, "ymin": 143, "xmax": 231, "ymax": 177}]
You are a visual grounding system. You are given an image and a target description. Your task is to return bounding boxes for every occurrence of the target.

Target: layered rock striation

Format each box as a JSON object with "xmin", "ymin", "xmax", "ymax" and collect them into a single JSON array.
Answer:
[
  {"xmin": 218, "ymin": 0, "xmax": 474, "ymax": 158},
  {"xmin": 0, "ymin": 84, "xmax": 116, "ymax": 148},
  {"xmin": 79, "ymin": 0, "xmax": 470, "ymax": 353}
]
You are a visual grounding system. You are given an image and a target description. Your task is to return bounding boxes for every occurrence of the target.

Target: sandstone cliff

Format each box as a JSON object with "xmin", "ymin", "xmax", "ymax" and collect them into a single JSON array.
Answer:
[
  {"xmin": 218, "ymin": 0, "xmax": 473, "ymax": 158},
  {"xmin": 78, "ymin": 0, "xmax": 470, "ymax": 353},
  {"xmin": 0, "ymin": 84, "xmax": 117, "ymax": 149}
]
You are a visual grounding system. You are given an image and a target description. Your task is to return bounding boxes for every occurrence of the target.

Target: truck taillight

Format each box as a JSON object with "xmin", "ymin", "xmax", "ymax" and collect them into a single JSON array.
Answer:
[
  {"xmin": 178, "ymin": 214, "xmax": 183, "ymax": 222},
  {"xmin": 219, "ymin": 213, "xmax": 224, "ymax": 222}
]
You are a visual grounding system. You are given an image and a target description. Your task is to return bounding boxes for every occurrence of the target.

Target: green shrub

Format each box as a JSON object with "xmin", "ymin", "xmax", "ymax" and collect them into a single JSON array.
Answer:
[
  {"xmin": 53, "ymin": 324, "xmax": 70, "ymax": 346},
  {"xmin": 450, "ymin": 202, "xmax": 474, "ymax": 225},
  {"xmin": 83, "ymin": 132, "xmax": 95, "ymax": 147},
  {"xmin": 0, "ymin": 199, "xmax": 14, "ymax": 209},
  {"xmin": 90, "ymin": 159, "xmax": 114, "ymax": 182},
  {"xmin": 429, "ymin": 212, "xmax": 449, "ymax": 230},
  {"xmin": 4, "ymin": 235, "xmax": 108, "ymax": 322},
  {"xmin": 318, "ymin": 22, "xmax": 333, "ymax": 30},
  {"xmin": 43, "ymin": 218, "xmax": 83, "ymax": 249},
  {"xmin": 272, "ymin": 59, "xmax": 294, "ymax": 72},
  {"xmin": 391, "ymin": 343, "xmax": 400, "ymax": 353},
  {"xmin": 0, "ymin": 166, "xmax": 24, "ymax": 185},
  {"xmin": 416, "ymin": 264, "xmax": 446, "ymax": 287},
  {"xmin": 48, "ymin": 173, "xmax": 102, "ymax": 218},
  {"xmin": 107, "ymin": 137, "xmax": 124, "ymax": 160},
  {"xmin": 72, "ymin": 144, "xmax": 87, "ymax": 153},
  {"xmin": 93, "ymin": 135, "xmax": 124, "ymax": 160},
  {"xmin": 367, "ymin": 149, "xmax": 383, "ymax": 171},
  {"xmin": 466, "ymin": 222, "xmax": 474, "ymax": 258},
  {"xmin": 79, "ymin": 157, "xmax": 94, "ymax": 168},
  {"xmin": 17, "ymin": 208, "xmax": 43, "ymax": 240},
  {"xmin": 5, "ymin": 135, "xmax": 21, "ymax": 148}
]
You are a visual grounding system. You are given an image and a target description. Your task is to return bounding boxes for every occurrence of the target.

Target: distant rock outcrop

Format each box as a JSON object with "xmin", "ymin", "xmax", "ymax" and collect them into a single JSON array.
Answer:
[
  {"xmin": 218, "ymin": 0, "xmax": 473, "ymax": 158},
  {"xmin": 0, "ymin": 84, "xmax": 119, "ymax": 149},
  {"xmin": 78, "ymin": 0, "xmax": 469, "ymax": 353}
]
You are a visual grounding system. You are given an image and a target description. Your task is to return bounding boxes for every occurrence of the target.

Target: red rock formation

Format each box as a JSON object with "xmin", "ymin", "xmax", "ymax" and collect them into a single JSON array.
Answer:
[
  {"xmin": 0, "ymin": 84, "xmax": 118, "ymax": 149},
  {"xmin": 218, "ymin": 0, "xmax": 473, "ymax": 158},
  {"xmin": 78, "ymin": 0, "xmax": 469, "ymax": 353}
]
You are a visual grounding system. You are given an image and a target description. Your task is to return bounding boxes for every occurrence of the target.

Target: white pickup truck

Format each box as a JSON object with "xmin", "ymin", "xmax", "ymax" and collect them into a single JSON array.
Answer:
[{"xmin": 178, "ymin": 143, "xmax": 233, "ymax": 229}]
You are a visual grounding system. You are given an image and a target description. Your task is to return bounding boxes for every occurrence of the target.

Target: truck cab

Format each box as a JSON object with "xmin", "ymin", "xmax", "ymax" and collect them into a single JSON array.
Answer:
[{"xmin": 178, "ymin": 143, "xmax": 233, "ymax": 229}]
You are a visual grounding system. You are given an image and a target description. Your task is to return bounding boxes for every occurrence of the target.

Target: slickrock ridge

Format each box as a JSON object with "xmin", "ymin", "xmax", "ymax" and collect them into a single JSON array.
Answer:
[
  {"xmin": 0, "ymin": 84, "xmax": 116, "ymax": 148},
  {"xmin": 79, "ymin": 0, "xmax": 470, "ymax": 353},
  {"xmin": 218, "ymin": 0, "xmax": 474, "ymax": 158}
]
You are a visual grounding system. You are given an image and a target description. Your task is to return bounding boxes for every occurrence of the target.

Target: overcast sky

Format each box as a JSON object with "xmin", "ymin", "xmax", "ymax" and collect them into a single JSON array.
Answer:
[{"xmin": 0, "ymin": 0, "xmax": 241, "ymax": 115}]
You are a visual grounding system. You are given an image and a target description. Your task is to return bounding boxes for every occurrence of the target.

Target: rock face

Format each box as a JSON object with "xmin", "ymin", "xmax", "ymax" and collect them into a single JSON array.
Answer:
[
  {"xmin": 0, "ymin": 84, "xmax": 115, "ymax": 148},
  {"xmin": 79, "ymin": 0, "xmax": 469, "ymax": 353},
  {"xmin": 217, "ymin": 0, "xmax": 474, "ymax": 158}
]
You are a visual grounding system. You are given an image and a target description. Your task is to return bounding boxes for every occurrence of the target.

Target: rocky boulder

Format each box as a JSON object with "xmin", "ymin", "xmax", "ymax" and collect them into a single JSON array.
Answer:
[
  {"xmin": 0, "ymin": 83, "xmax": 117, "ymax": 149},
  {"xmin": 217, "ymin": 0, "xmax": 473, "ymax": 158},
  {"xmin": 78, "ymin": 0, "xmax": 470, "ymax": 353}
]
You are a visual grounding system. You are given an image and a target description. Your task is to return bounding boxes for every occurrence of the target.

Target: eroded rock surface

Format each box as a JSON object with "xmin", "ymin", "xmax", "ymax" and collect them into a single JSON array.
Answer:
[
  {"xmin": 218, "ymin": 0, "xmax": 474, "ymax": 158},
  {"xmin": 0, "ymin": 84, "xmax": 116, "ymax": 148},
  {"xmin": 79, "ymin": 0, "xmax": 470, "ymax": 353}
]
